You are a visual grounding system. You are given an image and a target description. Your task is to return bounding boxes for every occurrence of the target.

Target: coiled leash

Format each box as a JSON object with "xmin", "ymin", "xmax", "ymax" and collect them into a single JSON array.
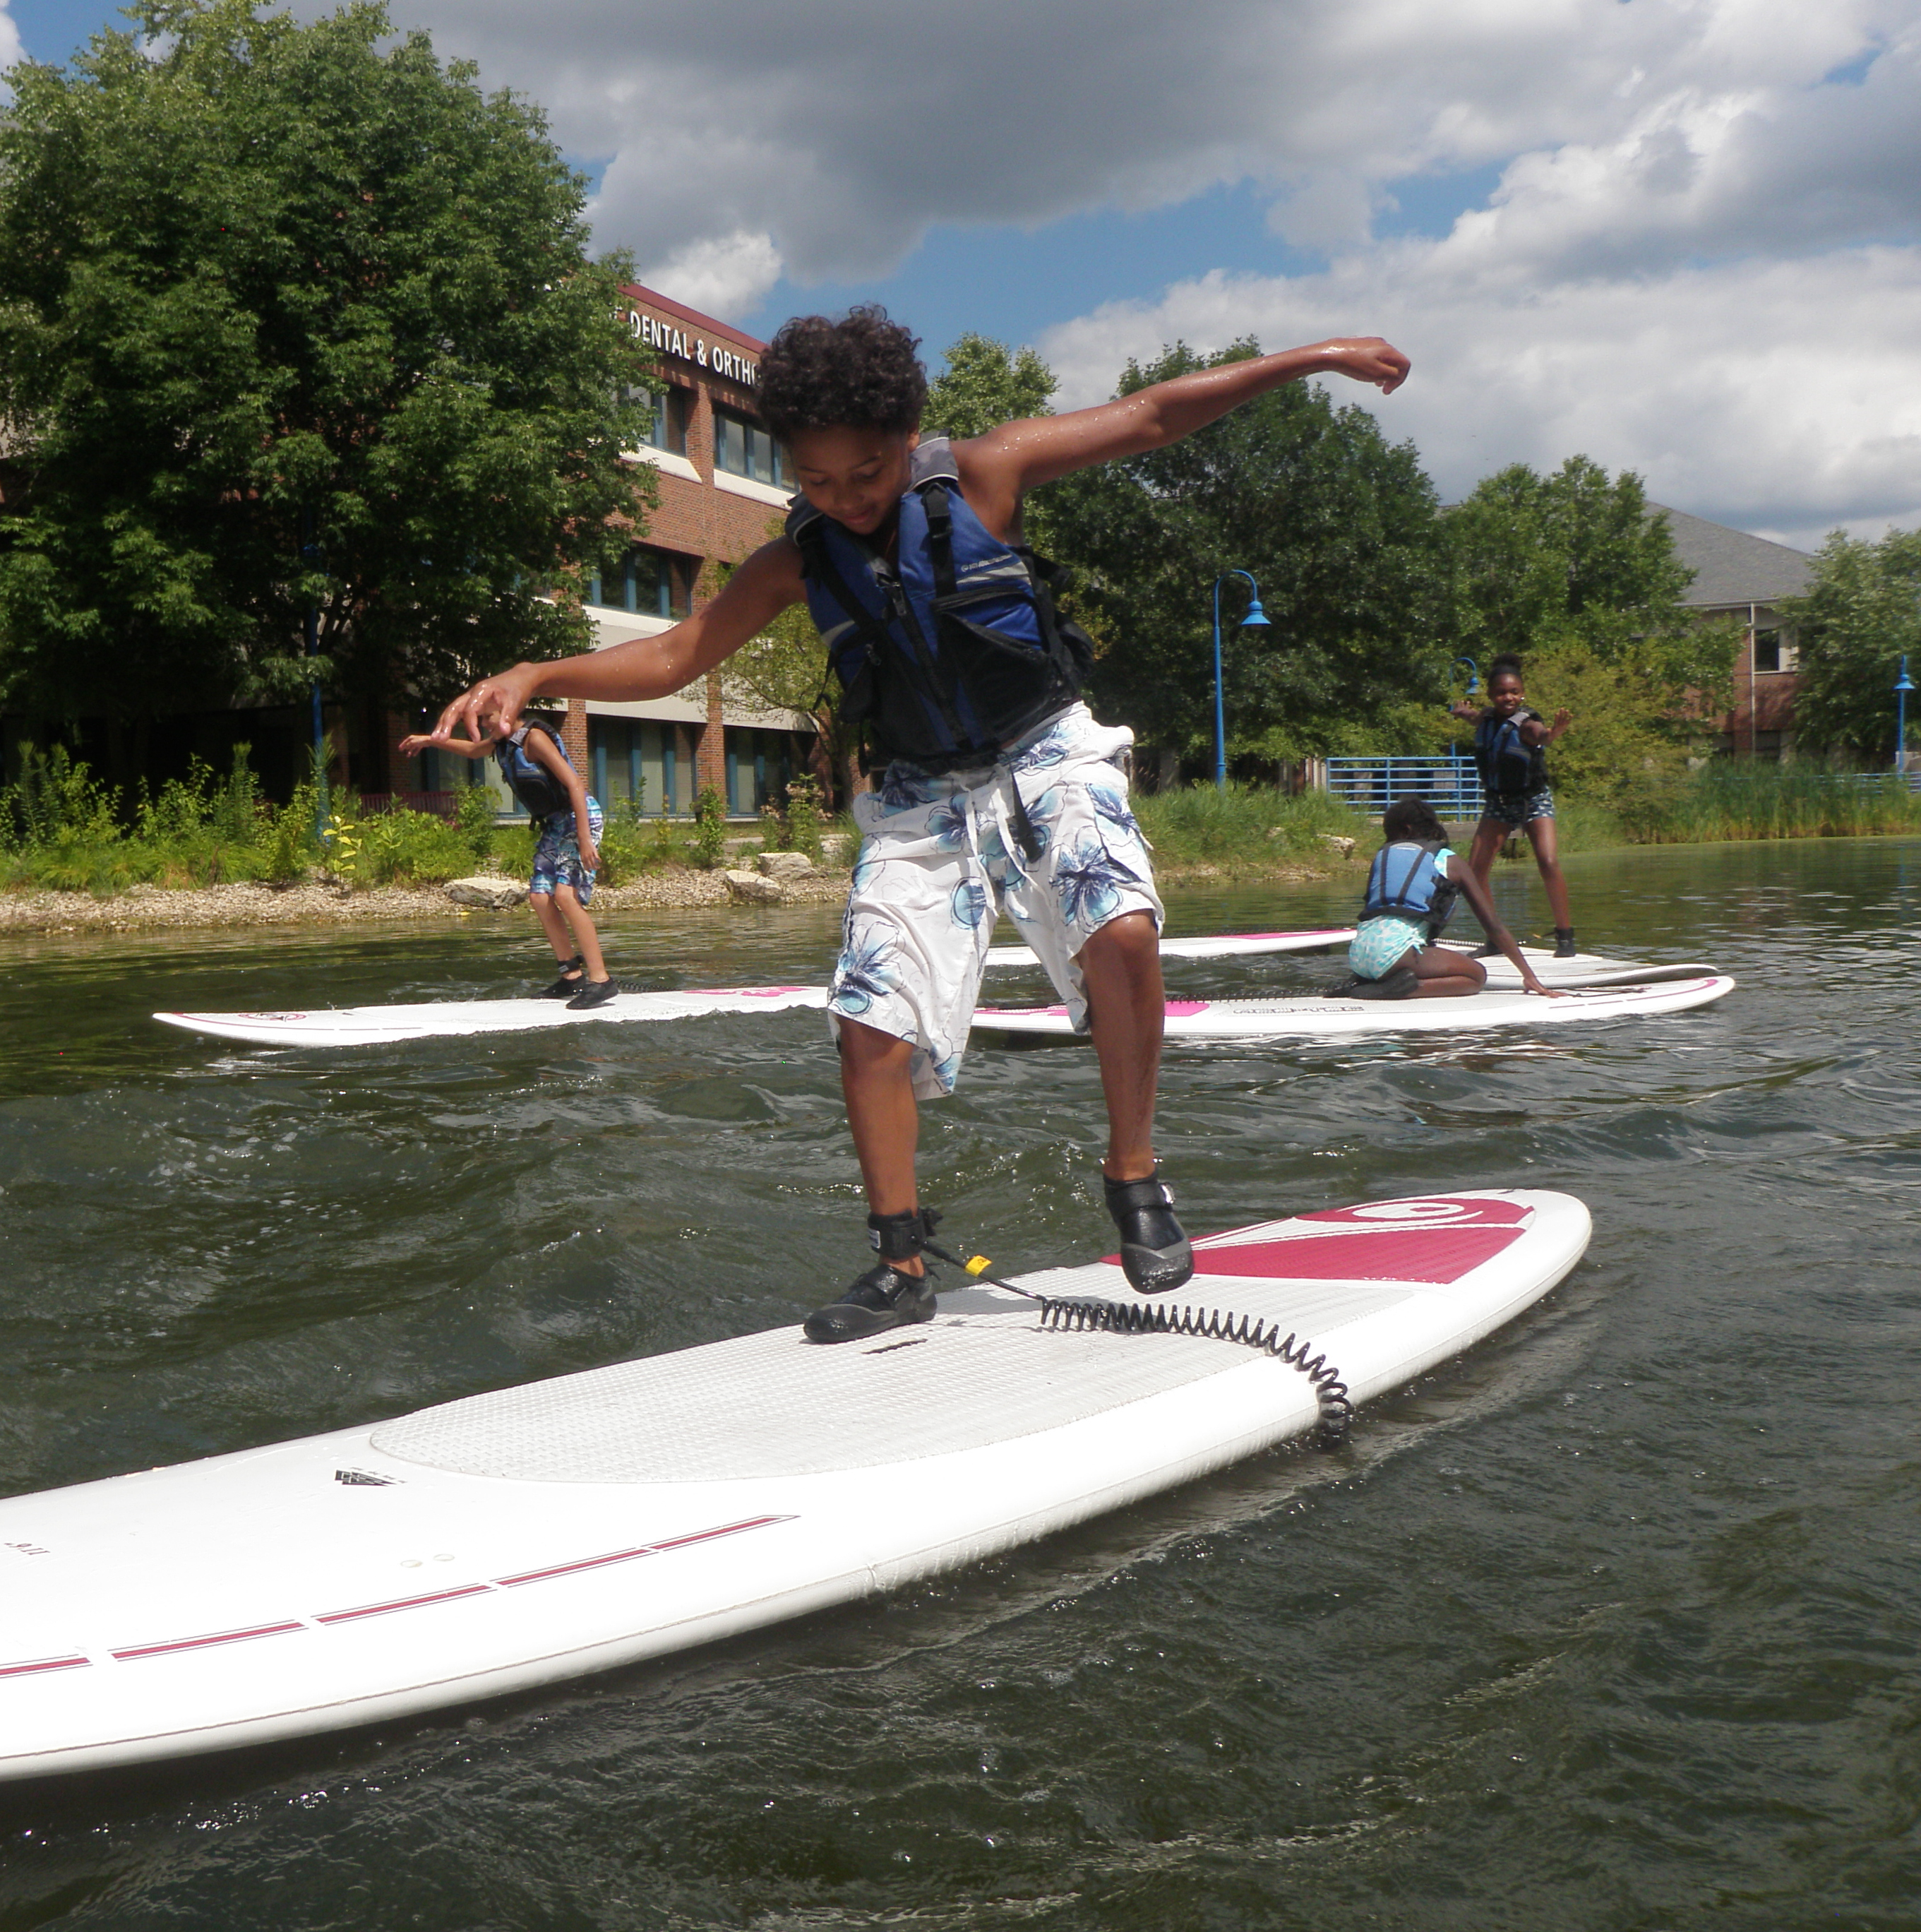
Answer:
[{"xmin": 916, "ymin": 1214, "xmax": 1354, "ymax": 1450}]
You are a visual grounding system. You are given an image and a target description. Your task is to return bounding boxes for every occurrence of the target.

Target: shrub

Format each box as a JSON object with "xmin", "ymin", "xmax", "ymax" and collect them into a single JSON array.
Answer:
[
  {"xmin": 693, "ymin": 785, "xmax": 727, "ymax": 869},
  {"xmin": 785, "ymin": 775, "xmax": 825, "ymax": 862},
  {"xmin": 455, "ymin": 783, "xmax": 498, "ymax": 860}
]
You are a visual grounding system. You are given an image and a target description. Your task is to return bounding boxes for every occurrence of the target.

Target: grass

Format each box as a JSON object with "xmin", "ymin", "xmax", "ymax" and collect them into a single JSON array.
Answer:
[
  {"xmin": 7, "ymin": 741, "xmax": 1917, "ymax": 901},
  {"xmin": 1132, "ymin": 784, "xmax": 1368, "ymax": 873}
]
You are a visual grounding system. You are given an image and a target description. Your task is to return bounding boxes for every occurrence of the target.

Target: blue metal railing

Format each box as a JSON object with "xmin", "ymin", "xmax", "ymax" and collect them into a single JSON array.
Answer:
[{"xmin": 1323, "ymin": 753, "xmax": 1483, "ymax": 821}]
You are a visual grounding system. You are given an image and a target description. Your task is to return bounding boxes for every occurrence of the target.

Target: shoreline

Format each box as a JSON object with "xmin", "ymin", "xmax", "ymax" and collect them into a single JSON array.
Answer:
[{"xmin": 0, "ymin": 859, "xmax": 1348, "ymax": 936}]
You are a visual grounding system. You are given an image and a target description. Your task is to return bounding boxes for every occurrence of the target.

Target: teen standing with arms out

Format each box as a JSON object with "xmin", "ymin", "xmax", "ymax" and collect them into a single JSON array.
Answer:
[
  {"xmin": 1453, "ymin": 653, "xmax": 1577, "ymax": 958},
  {"xmin": 433, "ymin": 308, "xmax": 1410, "ymax": 1340},
  {"xmin": 398, "ymin": 715, "xmax": 618, "ymax": 1008}
]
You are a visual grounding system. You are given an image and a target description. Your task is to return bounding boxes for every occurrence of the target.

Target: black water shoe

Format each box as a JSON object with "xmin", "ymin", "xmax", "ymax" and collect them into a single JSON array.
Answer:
[
  {"xmin": 565, "ymin": 977, "xmax": 619, "ymax": 1011},
  {"xmin": 1473, "ymin": 940, "xmax": 1501, "ymax": 958},
  {"xmin": 803, "ymin": 1263, "xmax": 937, "ymax": 1343},
  {"xmin": 1553, "ymin": 928, "xmax": 1578, "ymax": 959},
  {"xmin": 539, "ymin": 955, "xmax": 585, "ymax": 997},
  {"xmin": 1104, "ymin": 1168, "xmax": 1192, "ymax": 1296}
]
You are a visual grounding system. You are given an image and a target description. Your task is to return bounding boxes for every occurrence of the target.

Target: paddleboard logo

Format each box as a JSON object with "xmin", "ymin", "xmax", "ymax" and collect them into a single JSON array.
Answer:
[{"xmin": 1346, "ymin": 1201, "xmax": 1480, "ymax": 1224}]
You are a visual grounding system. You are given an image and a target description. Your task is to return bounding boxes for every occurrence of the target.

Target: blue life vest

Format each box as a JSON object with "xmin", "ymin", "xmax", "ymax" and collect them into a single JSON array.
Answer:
[
  {"xmin": 495, "ymin": 720, "xmax": 575, "ymax": 818},
  {"xmin": 1474, "ymin": 707, "xmax": 1548, "ymax": 798},
  {"xmin": 786, "ymin": 437, "xmax": 1094, "ymax": 770},
  {"xmin": 1361, "ymin": 839, "xmax": 1459, "ymax": 942}
]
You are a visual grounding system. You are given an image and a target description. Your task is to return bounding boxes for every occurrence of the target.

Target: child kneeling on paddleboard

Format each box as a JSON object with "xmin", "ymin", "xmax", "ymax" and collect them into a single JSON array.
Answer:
[
  {"xmin": 1452, "ymin": 654, "xmax": 1576, "ymax": 957},
  {"xmin": 431, "ymin": 306, "xmax": 1409, "ymax": 1342},
  {"xmin": 1346, "ymin": 796, "xmax": 1557, "ymax": 1001},
  {"xmin": 398, "ymin": 715, "xmax": 616, "ymax": 1010}
]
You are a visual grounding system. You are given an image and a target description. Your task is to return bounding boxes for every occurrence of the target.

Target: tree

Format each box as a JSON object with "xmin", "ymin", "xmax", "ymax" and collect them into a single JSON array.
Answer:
[
  {"xmin": 1043, "ymin": 340, "xmax": 1451, "ymax": 770},
  {"xmin": 0, "ymin": 0, "xmax": 649, "ymax": 734},
  {"xmin": 1439, "ymin": 457, "xmax": 1737, "ymax": 800},
  {"xmin": 1780, "ymin": 527, "xmax": 1921, "ymax": 764},
  {"xmin": 923, "ymin": 333, "xmax": 1060, "ymax": 553}
]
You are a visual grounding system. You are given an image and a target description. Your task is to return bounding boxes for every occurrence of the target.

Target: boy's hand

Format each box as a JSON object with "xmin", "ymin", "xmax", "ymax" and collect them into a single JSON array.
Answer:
[
  {"xmin": 397, "ymin": 733, "xmax": 431, "ymax": 756},
  {"xmin": 577, "ymin": 836, "xmax": 599, "ymax": 873},
  {"xmin": 436, "ymin": 664, "xmax": 537, "ymax": 744},
  {"xmin": 1313, "ymin": 338, "xmax": 1411, "ymax": 394}
]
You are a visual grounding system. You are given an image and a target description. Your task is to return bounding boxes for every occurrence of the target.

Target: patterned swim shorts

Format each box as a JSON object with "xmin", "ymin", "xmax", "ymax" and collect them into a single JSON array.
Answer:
[
  {"xmin": 1483, "ymin": 785, "xmax": 1554, "ymax": 830},
  {"xmin": 827, "ymin": 703, "xmax": 1163, "ymax": 1099},
  {"xmin": 529, "ymin": 799, "xmax": 604, "ymax": 902},
  {"xmin": 1348, "ymin": 916, "xmax": 1428, "ymax": 980}
]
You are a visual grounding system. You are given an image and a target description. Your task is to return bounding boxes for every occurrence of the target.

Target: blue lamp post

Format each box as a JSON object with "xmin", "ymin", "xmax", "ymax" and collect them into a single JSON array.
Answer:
[
  {"xmin": 1896, "ymin": 655, "xmax": 1915, "ymax": 775},
  {"xmin": 1211, "ymin": 570, "xmax": 1269, "ymax": 789},
  {"xmin": 1452, "ymin": 655, "xmax": 1480, "ymax": 699}
]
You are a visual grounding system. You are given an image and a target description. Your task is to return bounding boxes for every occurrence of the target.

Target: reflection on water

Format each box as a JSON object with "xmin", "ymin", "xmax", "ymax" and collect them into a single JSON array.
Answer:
[{"xmin": 2, "ymin": 837, "xmax": 1920, "ymax": 1929}]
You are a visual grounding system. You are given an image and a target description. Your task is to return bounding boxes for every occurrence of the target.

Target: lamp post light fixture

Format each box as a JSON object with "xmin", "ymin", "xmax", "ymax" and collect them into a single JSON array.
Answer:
[
  {"xmin": 1211, "ymin": 570, "xmax": 1269, "ymax": 790},
  {"xmin": 1452, "ymin": 656, "xmax": 1480, "ymax": 699},
  {"xmin": 1896, "ymin": 655, "xmax": 1915, "ymax": 775}
]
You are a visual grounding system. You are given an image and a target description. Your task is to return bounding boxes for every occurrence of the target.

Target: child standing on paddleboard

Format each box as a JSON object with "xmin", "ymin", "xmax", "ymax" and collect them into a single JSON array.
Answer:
[
  {"xmin": 432, "ymin": 307, "xmax": 1409, "ymax": 1341},
  {"xmin": 398, "ymin": 715, "xmax": 616, "ymax": 1009},
  {"xmin": 1348, "ymin": 795, "xmax": 1556, "ymax": 1000},
  {"xmin": 1452, "ymin": 654, "xmax": 1576, "ymax": 958}
]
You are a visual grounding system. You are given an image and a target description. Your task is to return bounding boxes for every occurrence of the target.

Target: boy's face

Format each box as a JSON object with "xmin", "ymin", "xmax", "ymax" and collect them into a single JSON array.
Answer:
[
  {"xmin": 1489, "ymin": 673, "xmax": 1527, "ymax": 717},
  {"xmin": 789, "ymin": 425, "xmax": 918, "ymax": 537}
]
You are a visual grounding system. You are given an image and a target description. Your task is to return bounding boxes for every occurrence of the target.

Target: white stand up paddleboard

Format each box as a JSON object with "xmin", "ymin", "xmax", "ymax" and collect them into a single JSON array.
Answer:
[
  {"xmin": 154, "ymin": 986, "xmax": 833, "ymax": 1049},
  {"xmin": 975, "ymin": 974, "xmax": 1736, "ymax": 1041},
  {"xmin": 985, "ymin": 926, "xmax": 1354, "ymax": 968},
  {"xmin": 0, "ymin": 1188, "xmax": 1588, "ymax": 1785}
]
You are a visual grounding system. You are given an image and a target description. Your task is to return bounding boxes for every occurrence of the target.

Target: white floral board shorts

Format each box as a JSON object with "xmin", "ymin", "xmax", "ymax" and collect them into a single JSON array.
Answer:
[
  {"xmin": 530, "ymin": 798, "xmax": 604, "ymax": 902},
  {"xmin": 828, "ymin": 704, "xmax": 1163, "ymax": 1099}
]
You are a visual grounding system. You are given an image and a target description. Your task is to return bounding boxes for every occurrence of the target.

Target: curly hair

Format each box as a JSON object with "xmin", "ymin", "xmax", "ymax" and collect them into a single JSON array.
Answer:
[
  {"xmin": 1383, "ymin": 794, "xmax": 1447, "ymax": 844},
  {"xmin": 757, "ymin": 304, "xmax": 927, "ymax": 441}
]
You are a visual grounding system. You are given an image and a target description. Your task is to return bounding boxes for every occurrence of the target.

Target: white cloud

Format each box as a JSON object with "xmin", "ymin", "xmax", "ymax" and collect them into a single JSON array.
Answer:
[
  {"xmin": 0, "ymin": 3, "xmax": 25, "ymax": 95},
  {"xmin": 1039, "ymin": 246, "xmax": 1921, "ymax": 549},
  {"xmin": 393, "ymin": 0, "xmax": 1921, "ymax": 539},
  {"xmin": 631, "ymin": 229, "xmax": 782, "ymax": 320}
]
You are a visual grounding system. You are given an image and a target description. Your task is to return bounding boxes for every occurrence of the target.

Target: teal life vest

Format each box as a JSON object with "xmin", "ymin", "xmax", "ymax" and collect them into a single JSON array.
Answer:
[
  {"xmin": 495, "ymin": 720, "xmax": 575, "ymax": 818},
  {"xmin": 786, "ymin": 437, "xmax": 1094, "ymax": 771},
  {"xmin": 1361, "ymin": 839, "xmax": 1459, "ymax": 943},
  {"xmin": 1474, "ymin": 707, "xmax": 1548, "ymax": 798}
]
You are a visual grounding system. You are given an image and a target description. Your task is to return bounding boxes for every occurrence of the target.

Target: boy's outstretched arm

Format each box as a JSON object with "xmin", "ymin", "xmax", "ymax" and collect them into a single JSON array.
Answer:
[
  {"xmin": 433, "ymin": 538, "xmax": 806, "ymax": 746},
  {"xmin": 956, "ymin": 338, "xmax": 1409, "ymax": 511},
  {"xmin": 398, "ymin": 731, "xmax": 492, "ymax": 758}
]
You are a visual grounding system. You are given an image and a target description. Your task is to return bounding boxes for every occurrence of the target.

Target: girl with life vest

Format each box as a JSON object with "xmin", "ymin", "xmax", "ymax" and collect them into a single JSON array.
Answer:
[
  {"xmin": 431, "ymin": 306, "xmax": 1411, "ymax": 1343},
  {"xmin": 397, "ymin": 714, "xmax": 617, "ymax": 1009},
  {"xmin": 1452, "ymin": 654, "xmax": 1576, "ymax": 957},
  {"xmin": 1348, "ymin": 795, "xmax": 1557, "ymax": 1000}
]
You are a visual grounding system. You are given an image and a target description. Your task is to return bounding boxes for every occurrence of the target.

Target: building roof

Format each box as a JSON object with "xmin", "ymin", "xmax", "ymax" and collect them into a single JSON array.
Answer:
[{"xmin": 1650, "ymin": 504, "xmax": 1813, "ymax": 609}]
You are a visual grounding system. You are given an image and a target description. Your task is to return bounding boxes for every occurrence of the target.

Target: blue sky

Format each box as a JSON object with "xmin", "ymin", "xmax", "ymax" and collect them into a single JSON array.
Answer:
[{"xmin": 8, "ymin": 0, "xmax": 1920, "ymax": 549}]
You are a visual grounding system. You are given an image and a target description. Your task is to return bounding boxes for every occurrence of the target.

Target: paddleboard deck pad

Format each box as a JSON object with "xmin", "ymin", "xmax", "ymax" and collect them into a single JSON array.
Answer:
[
  {"xmin": 0, "ymin": 1188, "xmax": 1588, "ymax": 1784},
  {"xmin": 976, "ymin": 974, "xmax": 1735, "ymax": 1039}
]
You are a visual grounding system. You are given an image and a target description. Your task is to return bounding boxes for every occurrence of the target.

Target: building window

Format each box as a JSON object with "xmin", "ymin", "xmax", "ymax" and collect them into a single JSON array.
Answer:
[
  {"xmin": 588, "ymin": 547, "xmax": 691, "ymax": 618},
  {"xmin": 1753, "ymin": 629, "xmax": 1796, "ymax": 674},
  {"xmin": 640, "ymin": 387, "xmax": 688, "ymax": 456},
  {"xmin": 713, "ymin": 407, "xmax": 790, "ymax": 490}
]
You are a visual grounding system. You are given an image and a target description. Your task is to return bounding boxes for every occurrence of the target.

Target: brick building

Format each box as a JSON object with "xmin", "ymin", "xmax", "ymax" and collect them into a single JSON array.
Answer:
[
  {"xmin": 408, "ymin": 281, "xmax": 815, "ymax": 821},
  {"xmin": 1654, "ymin": 505, "xmax": 1815, "ymax": 760}
]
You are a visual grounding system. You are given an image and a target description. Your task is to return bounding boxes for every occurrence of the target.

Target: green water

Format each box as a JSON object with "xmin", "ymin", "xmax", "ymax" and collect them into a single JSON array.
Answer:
[{"xmin": 2, "ymin": 839, "xmax": 1920, "ymax": 1930}]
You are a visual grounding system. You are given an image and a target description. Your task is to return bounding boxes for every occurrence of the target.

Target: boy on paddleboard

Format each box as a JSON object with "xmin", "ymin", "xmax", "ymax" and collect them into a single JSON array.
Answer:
[
  {"xmin": 433, "ymin": 308, "xmax": 1408, "ymax": 1341},
  {"xmin": 1452, "ymin": 654, "xmax": 1576, "ymax": 957},
  {"xmin": 398, "ymin": 715, "xmax": 618, "ymax": 1008},
  {"xmin": 1346, "ymin": 795, "xmax": 1557, "ymax": 999}
]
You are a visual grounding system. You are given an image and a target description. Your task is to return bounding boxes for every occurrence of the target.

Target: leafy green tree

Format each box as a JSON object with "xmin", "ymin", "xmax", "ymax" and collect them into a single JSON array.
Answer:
[
  {"xmin": 923, "ymin": 333, "xmax": 1060, "ymax": 553},
  {"xmin": 1443, "ymin": 458, "xmax": 1730, "ymax": 703},
  {"xmin": 1440, "ymin": 457, "xmax": 1737, "ymax": 796},
  {"xmin": 0, "ymin": 0, "xmax": 649, "ymax": 734},
  {"xmin": 1780, "ymin": 527, "xmax": 1921, "ymax": 763},
  {"xmin": 1043, "ymin": 339, "xmax": 1451, "ymax": 770},
  {"xmin": 923, "ymin": 334, "xmax": 1057, "ymax": 439}
]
